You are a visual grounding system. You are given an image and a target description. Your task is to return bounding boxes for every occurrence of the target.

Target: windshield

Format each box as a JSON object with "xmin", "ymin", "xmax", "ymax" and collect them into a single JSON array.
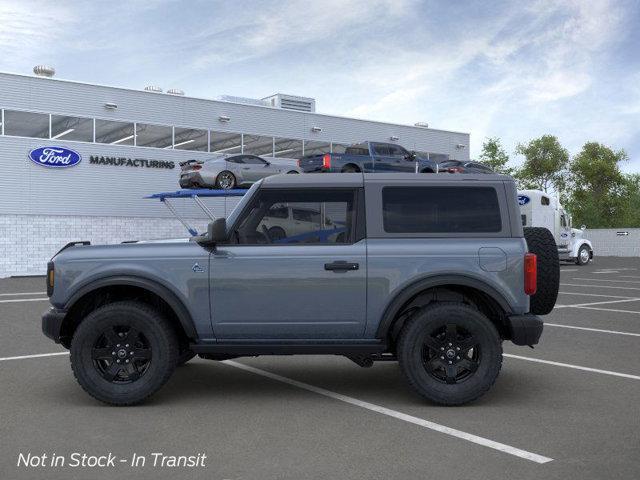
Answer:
[{"xmin": 225, "ymin": 180, "xmax": 262, "ymax": 232}]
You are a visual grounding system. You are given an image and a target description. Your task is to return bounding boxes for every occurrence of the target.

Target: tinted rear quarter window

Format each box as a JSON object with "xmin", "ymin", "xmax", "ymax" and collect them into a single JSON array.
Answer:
[{"xmin": 382, "ymin": 186, "xmax": 502, "ymax": 233}]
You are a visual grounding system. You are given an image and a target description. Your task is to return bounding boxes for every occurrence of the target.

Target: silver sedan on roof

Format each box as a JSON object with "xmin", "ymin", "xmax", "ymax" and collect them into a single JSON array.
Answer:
[{"xmin": 179, "ymin": 154, "xmax": 302, "ymax": 190}]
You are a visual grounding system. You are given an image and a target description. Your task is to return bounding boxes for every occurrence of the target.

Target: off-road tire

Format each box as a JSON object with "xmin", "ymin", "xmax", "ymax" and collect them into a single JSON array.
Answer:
[
  {"xmin": 524, "ymin": 227, "xmax": 559, "ymax": 315},
  {"xmin": 576, "ymin": 245, "xmax": 591, "ymax": 266},
  {"xmin": 397, "ymin": 302, "xmax": 502, "ymax": 406},
  {"xmin": 70, "ymin": 301, "xmax": 178, "ymax": 406}
]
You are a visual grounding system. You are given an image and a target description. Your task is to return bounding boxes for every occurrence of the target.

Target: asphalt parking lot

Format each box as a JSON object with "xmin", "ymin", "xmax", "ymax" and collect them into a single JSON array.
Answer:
[{"xmin": 1, "ymin": 257, "xmax": 639, "ymax": 480}]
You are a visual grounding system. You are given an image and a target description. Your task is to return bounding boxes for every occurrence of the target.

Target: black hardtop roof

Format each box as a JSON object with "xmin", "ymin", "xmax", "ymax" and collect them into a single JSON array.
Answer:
[{"xmin": 260, "ymin": 172, "xmax": 514, "ymax": 188}]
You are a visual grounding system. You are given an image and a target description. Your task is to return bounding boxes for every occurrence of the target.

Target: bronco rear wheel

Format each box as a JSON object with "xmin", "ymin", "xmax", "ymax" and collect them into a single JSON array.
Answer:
[
  {"xmin": 397, "ymin": 302, "xmax": 502, "ymax": 405},
  {"xmin": 70, "ymin": 301, "xmax": 178, "ymax": 405}
]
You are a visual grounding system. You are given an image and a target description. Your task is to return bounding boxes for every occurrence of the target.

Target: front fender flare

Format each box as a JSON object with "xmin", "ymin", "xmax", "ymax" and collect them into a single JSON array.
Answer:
[
  {"xmin": 64, "ymin": 275, "xmax": 197, "ymax": 339},
  {"xmin": 375, "ymin": 274, "xmax": 514, "ymax": 339}
]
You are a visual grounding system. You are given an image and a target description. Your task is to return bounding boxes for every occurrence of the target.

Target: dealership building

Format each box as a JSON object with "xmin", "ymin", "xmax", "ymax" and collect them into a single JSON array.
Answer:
[{"xmin": 0, "ymin": 68, "xmax": 470, "ymax": 277}]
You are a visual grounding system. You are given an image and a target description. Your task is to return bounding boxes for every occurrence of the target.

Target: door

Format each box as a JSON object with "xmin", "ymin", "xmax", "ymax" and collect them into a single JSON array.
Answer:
[
  {"xmin": 371, "ymin": 143, "xmax": 394, "ymax": 172},
  {"xmin": 241, "ymin": 155, "xmax": 278, "ymax": 182},
  {"xmin": 210, "ymin": 187, "xmax": 367, "ymax": 339},
  {"xmin": 387, "ymin": 144, "xmax": 416, "ymax": 172}
]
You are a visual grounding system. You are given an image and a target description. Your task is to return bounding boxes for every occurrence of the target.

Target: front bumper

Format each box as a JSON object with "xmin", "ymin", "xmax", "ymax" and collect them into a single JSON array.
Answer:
[
  {"xmin": 42, "ymin": 307, "xmax": 67, "ymax": 344},
  {"xmin": 507, "ymin": 314, "xmax": 543, "ymax": 346}
]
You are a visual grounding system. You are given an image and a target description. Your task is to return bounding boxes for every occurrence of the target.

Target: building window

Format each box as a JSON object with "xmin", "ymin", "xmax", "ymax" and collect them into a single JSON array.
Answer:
[
  {"xmin": 135, "ymin": 123, "xmax": 173, "ymax": 148},
  {"xmin": 50, "ymin": 114, "xmax": 94, "ymax": 142},
  {"xmin": 243, "ymin": 135, "xmax": 274, "ymax": 156},
  {"xmin": 303, "ymin": 140, "xmax": 331, "ymax": 156},
  {"xmin": 382, "ymin": 186, "xmax": 502, "ymax": 233},
  {"xmin": 3, "ymin": 110, "xmax": 50, "ymax": 139},
  {"xmin": 173, "ymin": 127, "xmax": 208, "ymax": 151},
  {"xmin": 210, "ymin": 131, "xmax": 242, "ymax": 154},
  {"xmin": 331, "ymin": 143, "xmax": 349, "ymax": 154},
  {"xmin": 273, "ymin": 137, "xmax": 303, "ymax": 158},
  {"xmin": 95, "ymin": 119, "xmax": 135, "ymax": 145}
]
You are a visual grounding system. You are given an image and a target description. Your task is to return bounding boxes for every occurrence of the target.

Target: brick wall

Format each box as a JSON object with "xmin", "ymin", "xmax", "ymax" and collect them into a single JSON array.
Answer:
[{"xmin": 0, "ymin": 214, "xmax": 211, "ymax": 277}]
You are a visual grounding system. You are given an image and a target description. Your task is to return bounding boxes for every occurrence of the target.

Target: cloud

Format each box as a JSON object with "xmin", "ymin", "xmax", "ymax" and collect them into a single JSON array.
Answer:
[{"xmin": 0, "ymin": 1, "xmax": 76, "ymax": 67}]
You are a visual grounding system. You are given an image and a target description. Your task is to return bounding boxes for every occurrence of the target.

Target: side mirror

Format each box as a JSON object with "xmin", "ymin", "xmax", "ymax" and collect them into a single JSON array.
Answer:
[
  {"xmin": 264, "ymin": 160, "xmax": 271, "ymax": 166},
  {"xmin": 581, "ymin": 224, "xmax": 586, "ymax": 230},
  {"xmin": 194, "ymin": 218, "xmax": 227, "ymax": 245}
]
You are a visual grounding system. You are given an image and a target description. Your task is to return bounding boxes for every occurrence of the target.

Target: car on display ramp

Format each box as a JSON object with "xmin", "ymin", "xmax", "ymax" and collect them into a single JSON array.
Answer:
[
  {"xmin": 179, "ymin": 154, "xmax": 301, "ymax": 190},
  {"xmin": 297, "ymin": 141, "xmax": 438, "ymax": 174}
]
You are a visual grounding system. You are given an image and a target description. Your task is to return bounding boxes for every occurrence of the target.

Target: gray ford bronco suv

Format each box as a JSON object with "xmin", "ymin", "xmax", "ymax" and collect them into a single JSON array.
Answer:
[{"xmin": 42, "ymin": 173, "xmax": 559, "ymax": 406}]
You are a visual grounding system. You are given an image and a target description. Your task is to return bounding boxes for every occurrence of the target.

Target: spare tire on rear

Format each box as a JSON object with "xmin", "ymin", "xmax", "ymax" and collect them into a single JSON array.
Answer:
[{"xmin": 524, "ymin": 227, "xmax": 559, "ymax": 315}]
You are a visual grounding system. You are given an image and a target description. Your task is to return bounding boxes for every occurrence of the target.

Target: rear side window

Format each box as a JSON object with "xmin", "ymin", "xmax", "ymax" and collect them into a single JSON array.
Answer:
[{"xmin": 382, "ymin": 187, "xmax": 502, "ymax": 233}]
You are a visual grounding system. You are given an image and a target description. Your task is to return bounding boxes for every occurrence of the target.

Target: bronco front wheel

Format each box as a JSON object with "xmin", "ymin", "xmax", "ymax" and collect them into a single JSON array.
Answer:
[
  {"xmin": 397, "ymin": 302, "xmax": 502, "ymax": 405},
  {"xmin": 70, "ymin": 301, "xmax": 178, "ymax": 405}
]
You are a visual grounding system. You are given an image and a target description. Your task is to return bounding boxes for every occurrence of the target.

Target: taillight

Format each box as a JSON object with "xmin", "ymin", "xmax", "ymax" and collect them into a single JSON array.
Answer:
[
  {"xmin": 322, "ymin": 153, "xmax": 331, "ymax": 170},
  {"xmin": 297, "ymin": 159, "xmax": 301, "ymax": 167},
  {"xmin": 447, "ymin": 167, "xmax": 464, "ymax": 173},
  {"xmin": 47, "ymin": 261, "xmax": 54, "ymax": 297},
  {"xmin": 524, "ymin": 253, "xmax": 537, "ymax": 295}
]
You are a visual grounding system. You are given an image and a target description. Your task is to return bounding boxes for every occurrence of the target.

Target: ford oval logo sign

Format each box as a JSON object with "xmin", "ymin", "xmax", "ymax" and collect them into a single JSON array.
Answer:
[
  {"xmin": 517, "ymin": 195, "xmax": 530, "ymax": 206},
  {"xmin": 28, "ymin": 146, "xmax": 82, "ymax": 168}
]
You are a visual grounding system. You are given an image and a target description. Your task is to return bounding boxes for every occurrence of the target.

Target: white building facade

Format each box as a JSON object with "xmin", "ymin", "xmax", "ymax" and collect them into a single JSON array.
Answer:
[{"xmin": 0, "ymin": 71, "xmax": 470, "ymax": 277}]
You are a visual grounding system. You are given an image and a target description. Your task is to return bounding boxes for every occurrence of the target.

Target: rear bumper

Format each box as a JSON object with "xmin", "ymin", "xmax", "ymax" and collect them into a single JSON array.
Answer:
[
  {"xmin": 179, "ymin": 172, "xmax": 205, "ymax": 188},
  {"xmin": 42, "ymin": 307, "xmax": 67, "ymax": 344},
  {"xmin": 507, "ymin": 314, "xmax": 543, "ymax": 346}
]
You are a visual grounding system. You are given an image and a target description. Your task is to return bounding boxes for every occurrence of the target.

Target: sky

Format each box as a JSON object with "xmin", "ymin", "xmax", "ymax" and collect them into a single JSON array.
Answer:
[{"xmin": 1, "ymin": 0, "xmax": 639, "ymax": 172}]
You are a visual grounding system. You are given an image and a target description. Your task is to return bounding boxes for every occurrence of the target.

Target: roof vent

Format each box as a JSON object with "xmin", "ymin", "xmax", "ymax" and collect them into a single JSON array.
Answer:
[
  {"xmin": 262, "ymin": 93, "xmax": 316, "ymax": 113},
  {"xmin": 217, "ymin": 95, "xmax": 270, "ymax": 107},
  {"xmin": 167, "ymin": 88, "xmax": 185, "ymax": 96},
  {"xmin": 414, "ymin": 122, "xmax": 429, "ymax": 128},
  {"xmin": 144, "ymin": 85, "xmax": 163, "ymax": 93},
  {"xmin": 33, "ymin": 65, "xmax": 55, "ymax": 78}
]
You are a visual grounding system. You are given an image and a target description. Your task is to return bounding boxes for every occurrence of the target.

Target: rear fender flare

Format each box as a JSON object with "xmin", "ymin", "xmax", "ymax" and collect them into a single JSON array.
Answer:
[{"xmin": 375, "ymin": 274, "xmax": 513, "ymax": 339}]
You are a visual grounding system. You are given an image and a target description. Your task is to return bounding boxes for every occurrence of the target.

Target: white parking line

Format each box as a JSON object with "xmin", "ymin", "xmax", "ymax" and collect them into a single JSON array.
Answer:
[
  {"xmin": 0, "ymin": 352, "xmax": 69, "ymax": 362},
  {"xmin": 571, "ymin": 278, "xmax": 640, "ymax": 285},
  {"xmin": 561, "ymin": 283, "xmax": 640, "ymax": 291},
  {"xmin": 561, "ymin": 269, "xmax": 579, "ymax": 272},
  {"xmin": 555, "ymin": 298, "xmax": 640, "ymax": 309},
  {"xmin": 570, "ymin": 306, "xmax": 640, "ymax": 315},
  {"xmin": 545, "ymin": 323, "xmax": 640, "ymax": 337},
  {"xmin": 222, "ymin": 360, "xmax": 553, "ymax": 464},
  {"xmin": 558, "ymin": 291, "xmax": 637, "ymax": 299},
  {"xmin": 593, "ymin": 271, "xmax": 619, "ymax": 274},
  {"xmin": 0, "ymin": 298, "xmax": 49, "ymax": 304},
  {"xmin": 504, "ymin": 354, "xmax": 640, "ymax": 381},
  {"xmin": 0, "ymin": 292, "xmax": 46, "ymax": 296}
]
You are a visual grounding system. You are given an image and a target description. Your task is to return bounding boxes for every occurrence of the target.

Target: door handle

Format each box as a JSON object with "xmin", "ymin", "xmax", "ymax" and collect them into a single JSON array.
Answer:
[{"xmin": 324, "ymin": 261, "xmax": 359, "ymax": 272}]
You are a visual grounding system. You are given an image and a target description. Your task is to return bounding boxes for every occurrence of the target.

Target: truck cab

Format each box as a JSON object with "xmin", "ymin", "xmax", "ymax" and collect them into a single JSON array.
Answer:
[{"xmin": 518, "ymin": 189, "xmax": 593, "ymax": 265}]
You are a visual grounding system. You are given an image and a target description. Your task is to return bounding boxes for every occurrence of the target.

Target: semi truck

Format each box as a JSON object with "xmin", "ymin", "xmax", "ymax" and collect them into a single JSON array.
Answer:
[{"xmin": 518, "ymin": 189, "xmax": 594, "ymax": 265}]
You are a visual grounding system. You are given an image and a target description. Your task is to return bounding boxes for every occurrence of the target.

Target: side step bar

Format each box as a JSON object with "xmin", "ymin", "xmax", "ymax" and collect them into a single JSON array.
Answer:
[{"xmin": 190, "ymin": 341, "xmax": 387, "ymax": 356}]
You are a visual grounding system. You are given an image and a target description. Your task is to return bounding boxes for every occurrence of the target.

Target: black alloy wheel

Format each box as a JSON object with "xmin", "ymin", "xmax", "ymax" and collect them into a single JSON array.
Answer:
[
  {"xmin": 421, "ymin": 323, "xmax": 479, "ymax": 384},
  {"xmin": 91, "ymin": 325, "xmax": 152, "ymax": 383}
]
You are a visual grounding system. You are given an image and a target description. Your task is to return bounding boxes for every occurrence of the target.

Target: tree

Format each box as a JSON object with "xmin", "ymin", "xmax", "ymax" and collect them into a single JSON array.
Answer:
[
  {"xmin": 478, "ymin": 137, "xmax": 513, "ymax": 175},
  {"xmin": 566, "ymin": 142, "xmax": 628, "ymax": 228},
  {"xmin": 514, "ymin": 135, "xmax": 569, "ymax": 193},
  {"xmin": 620, "ymin": 174, "xmax": 640, "ymax": 228}
]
